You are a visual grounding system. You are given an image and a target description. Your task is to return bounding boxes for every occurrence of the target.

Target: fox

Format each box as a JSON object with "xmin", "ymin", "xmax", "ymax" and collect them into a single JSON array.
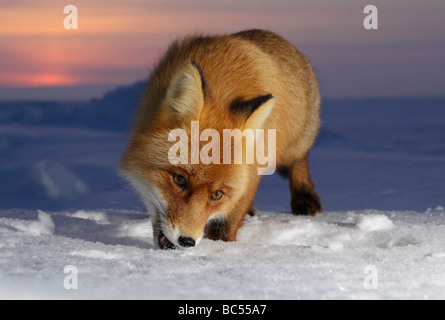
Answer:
[{"xmin": 120, "ymin": 29, "xmax": 322, "ymax": 249}]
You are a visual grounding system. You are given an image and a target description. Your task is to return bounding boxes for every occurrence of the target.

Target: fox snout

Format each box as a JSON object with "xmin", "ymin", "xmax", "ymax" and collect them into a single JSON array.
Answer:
[
  {"xmin": 178, "ymin": 236, "xmax": 196, "ymax": 247},
  {"xmin": 159, "ymin": 234, "xmax": 198, "ymax": 250},
  {"xmin": 155, "ymin": 217, "xmax": 206, "ymax": 250}
]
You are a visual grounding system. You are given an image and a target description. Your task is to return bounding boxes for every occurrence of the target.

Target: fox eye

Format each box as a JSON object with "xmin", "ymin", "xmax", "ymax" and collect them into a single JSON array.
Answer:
[
  {"xmin": 210, "ymin": 190, "xmax": 224, "ymax": 201},
  {"xmin": 173, "ymin": 174, "xmax": 186, "ymax": 188}
]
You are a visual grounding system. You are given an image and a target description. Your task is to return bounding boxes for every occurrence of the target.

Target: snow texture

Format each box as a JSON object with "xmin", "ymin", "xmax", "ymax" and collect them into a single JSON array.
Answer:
[
  {"xmin": 0, "ymin": 86, "xmax": 444, "ymax": 299},
  {"xmin": 0, "ymin": 210, "xmax": 55, "ymax": 236},
  {"xmin": 355, "ymin": 214, "xmax": 393, "ymax": 232},
  {"xmin": 0, "ymin": 208, "xmax": 444, "ymax": 299}
]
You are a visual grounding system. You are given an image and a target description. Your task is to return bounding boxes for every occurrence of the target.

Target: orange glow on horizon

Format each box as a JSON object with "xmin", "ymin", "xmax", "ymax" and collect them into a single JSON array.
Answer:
[
  {"xmin": 1, "ymin": 73, "xmax": 83, "ymax": 88},
  {"xmin": 26, "ymin": 74, "xmax": 81, "ymax": 87}
]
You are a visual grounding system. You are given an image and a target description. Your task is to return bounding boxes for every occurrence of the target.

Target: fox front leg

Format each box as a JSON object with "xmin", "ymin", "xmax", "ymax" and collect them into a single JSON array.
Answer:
[
  {"xmin": 205, "ymin": 205, "xmax": 251, "ymax": 242},
  {"xmin": 288, "ymin": 154, "xmax": 322, "ymax": 216}
]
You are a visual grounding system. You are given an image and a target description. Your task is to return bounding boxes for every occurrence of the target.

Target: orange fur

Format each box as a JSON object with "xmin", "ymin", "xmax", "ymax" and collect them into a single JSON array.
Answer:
[{"xmin": 121, "ymin": 29, "xmax": 322, "ymax": 249}]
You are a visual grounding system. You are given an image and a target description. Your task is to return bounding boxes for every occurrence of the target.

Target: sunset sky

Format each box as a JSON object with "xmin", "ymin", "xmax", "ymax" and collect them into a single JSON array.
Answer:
[{"xmin": 1, "ymin": 0, "xmax": 444, "ymax": 100}]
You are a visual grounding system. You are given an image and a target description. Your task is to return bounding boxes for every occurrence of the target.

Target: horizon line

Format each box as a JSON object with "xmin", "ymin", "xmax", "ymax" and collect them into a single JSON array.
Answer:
[{"xmin": 1, "ymin": 82, "xmax": 445, "ymax": 103}]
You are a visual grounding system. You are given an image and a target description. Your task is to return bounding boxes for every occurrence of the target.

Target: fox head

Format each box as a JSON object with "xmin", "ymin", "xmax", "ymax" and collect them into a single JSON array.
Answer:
[{"xmin": 120, "ymin": 62, "xmax": 275, "ymax": 249}]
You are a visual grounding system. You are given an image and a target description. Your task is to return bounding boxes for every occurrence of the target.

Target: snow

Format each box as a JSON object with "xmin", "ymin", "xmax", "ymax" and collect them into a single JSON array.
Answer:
[
  {"xmin": 0, "ymin": 88, "xmax": 444, "ymax": 299},
  {"xmin": 0, "ymin": 208, "xmax": 444, "ymax": 299},
  {"xmin": 33, "ymin": 162, "xmax": 89, "ymax": 200},
  {"xmin": 0, "ymin": 210, "xmax": 55, "ymax": 236},
  {"xmin": 69, "ymin": 210, "xmax": 111, "ymax": 225},
  {"xmin": 355, "ymin": 214, "xmax": 393, "ymax": 231}
]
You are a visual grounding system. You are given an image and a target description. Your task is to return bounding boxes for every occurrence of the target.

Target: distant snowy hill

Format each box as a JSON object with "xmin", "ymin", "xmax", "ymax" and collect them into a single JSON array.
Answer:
[{"xmin": 0, "ymin": 81, "xmax": 146, "ymax": 131}]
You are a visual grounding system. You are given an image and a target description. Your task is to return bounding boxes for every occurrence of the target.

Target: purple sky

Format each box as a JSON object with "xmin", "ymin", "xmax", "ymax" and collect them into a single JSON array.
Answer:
[{"xmin": 0, "ymin": 0, "xmax": 444, "ymax": 100}]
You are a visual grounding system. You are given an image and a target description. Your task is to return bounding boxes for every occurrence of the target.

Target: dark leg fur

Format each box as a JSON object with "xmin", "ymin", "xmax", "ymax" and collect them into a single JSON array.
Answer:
[
  {"xmin": 205, "ymin": 218, "xmax": 232, "ymax": 242},
  {"xmin": 291, "ymin": 184, "xmax": 322, "ymax": 216},
  {"xmin": 288, "ymin": 154, "xmax": 322, "ymax": 216}
]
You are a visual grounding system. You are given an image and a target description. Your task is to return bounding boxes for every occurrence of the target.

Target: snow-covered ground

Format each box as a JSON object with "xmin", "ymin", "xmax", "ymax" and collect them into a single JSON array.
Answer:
[
  {"xmin": 1, "ymin": 207, "xmax": 444, "ymax": 299},
  {"xmin": 0, "ymin": 89, "xmax": 444, "ymax": 299}
]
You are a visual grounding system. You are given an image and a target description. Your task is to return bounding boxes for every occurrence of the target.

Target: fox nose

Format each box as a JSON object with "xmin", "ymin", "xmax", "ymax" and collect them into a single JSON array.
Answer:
[{"xmin": 178, "ymin": 236, "xmax": 196, "ymax": 248}]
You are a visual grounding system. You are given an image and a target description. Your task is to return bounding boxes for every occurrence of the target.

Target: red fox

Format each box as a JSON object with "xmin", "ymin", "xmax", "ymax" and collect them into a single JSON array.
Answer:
[{"xmin": 120, "ymin": 29, "xmax": 322, "ymax": 249}]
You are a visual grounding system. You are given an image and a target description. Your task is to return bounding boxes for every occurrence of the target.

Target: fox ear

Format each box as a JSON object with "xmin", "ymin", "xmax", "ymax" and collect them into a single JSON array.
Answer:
[
  {"xmin": 164, "ymin": 62, "xmax": 205, "ymax": 121},
  {"xmin": 231, "ymin": 94, "xmax": 275, "ymax": 130}
]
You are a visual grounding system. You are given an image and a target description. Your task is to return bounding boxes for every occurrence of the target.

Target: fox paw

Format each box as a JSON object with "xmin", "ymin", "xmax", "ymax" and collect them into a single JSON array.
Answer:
[{"xmin": 291, "ymin": 191, "xmax": 322, "ymax": 216}]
